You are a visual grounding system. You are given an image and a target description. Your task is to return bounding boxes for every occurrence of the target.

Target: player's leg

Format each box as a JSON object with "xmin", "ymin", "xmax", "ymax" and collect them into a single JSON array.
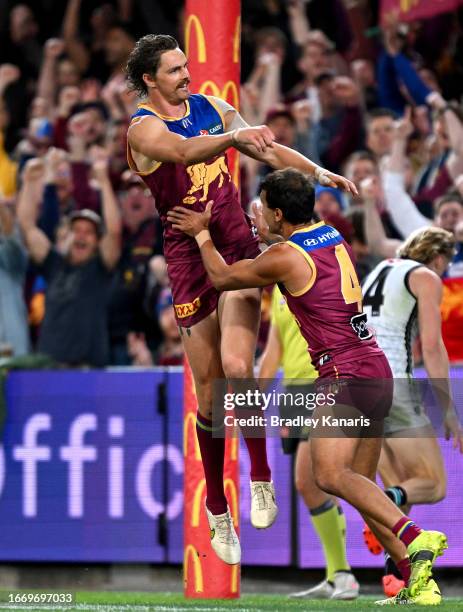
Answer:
[
  {"xmin": 218, "ymin": 287, "xmax": 277, "ymax": 528},
  {"xmin": 346, "ymin": 435, "xmax": 446, "ymax": 602},
  {"xmin": 380, "ymin": 433, "xmax": 447, "ymax": 507},
  {"xmin": 291, "ymin": 440, "xmax": 358, "ymax": 601},
  {"xmin": 181, "ymin": 310, "xmax": 240, "ymax": 564},
  {"xmin": 310, "ymin": 434, "xmax": 405, "ymax": 527},
  {"xmin": 310, "ymin": 430, "xmax": 447, "ymax": 596},
  {"xmin": 351, "ymin": 437, "xmax": 411, "ymax": 588},
  {"xmin": 375, "ymin": 435, "xmax": 446, "ymax": 597}
]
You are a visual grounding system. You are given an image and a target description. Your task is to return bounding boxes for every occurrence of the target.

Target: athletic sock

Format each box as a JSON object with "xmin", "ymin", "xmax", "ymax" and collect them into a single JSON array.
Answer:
[
  {"xmin": 196, "ymin": 412, "xmax": 227, "ymax": 515},
  {"xmin": 392, "ymin": 517, "xmax": 422, "ymax": 547},
  {"xmin": 397, "ymin": 557, "xmax": 411, "ymax": 586},
  {"xmin": 310, "ymin": 500, "xmax": 350, "ymax": 583},
  {"xmin": 337, "ymin": 505, "xmax": 347, "ymax": 543},
  {"xmin": 384, "ymin": 552, "xmax": 403, "ymax": 580},
  {"xmin": 385, "ymin": 486, "xmax": 408, "ymax": 507},
  {"xmin": 243, "ymin": 435, "xmax": 271, "ymax": 481},
  {"xmin": 235, "ymin": 407, "xmax": 271, "ymax": 481}
]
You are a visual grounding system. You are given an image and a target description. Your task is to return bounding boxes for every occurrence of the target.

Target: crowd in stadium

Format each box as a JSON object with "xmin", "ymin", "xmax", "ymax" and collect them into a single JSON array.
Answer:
[{"xmin": 0, "ymin": 0, "xmax": 462, "ymax": 368}]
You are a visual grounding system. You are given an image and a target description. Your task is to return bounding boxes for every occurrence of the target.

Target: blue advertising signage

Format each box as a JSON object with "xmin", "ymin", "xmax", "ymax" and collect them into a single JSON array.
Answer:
[{"xmin": 0, "ymin": 369, "xmax": 461, "ymax": 567}]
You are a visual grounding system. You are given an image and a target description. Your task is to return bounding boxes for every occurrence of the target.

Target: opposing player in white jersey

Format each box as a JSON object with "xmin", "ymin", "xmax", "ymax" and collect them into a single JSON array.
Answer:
[{"xmin": 362, "ymin": 226, "xmax": 463, "ymax": 602}]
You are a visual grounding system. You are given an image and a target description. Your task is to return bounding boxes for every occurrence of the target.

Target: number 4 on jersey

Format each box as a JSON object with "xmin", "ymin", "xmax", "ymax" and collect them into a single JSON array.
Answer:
[
  {"xmin": 334, "ymin": 244, "xmax": 362, "ymax": 306},
  {"xmin": 363, "ymin": 266, "xmax": 392, "ymax": 316}
]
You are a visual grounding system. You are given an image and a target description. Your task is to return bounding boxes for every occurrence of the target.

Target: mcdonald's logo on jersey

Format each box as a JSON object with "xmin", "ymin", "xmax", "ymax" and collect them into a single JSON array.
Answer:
[
  {"xmin": 185, "ymin": 14, "xmax": 207, "ymax": 63},
  {"xmin": 184, "ymin": 544, "xmax": 204, "ymax": 593}
]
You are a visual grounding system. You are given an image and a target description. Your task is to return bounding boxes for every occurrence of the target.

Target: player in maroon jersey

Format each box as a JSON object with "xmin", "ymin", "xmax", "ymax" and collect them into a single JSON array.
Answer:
[
  {"xmin": 168, "ymin": 168, "xmax": 448, "ymax": 604},
  {"xmin": 126, "ymin": 34, "xmax": 357, "ymax": 565}
]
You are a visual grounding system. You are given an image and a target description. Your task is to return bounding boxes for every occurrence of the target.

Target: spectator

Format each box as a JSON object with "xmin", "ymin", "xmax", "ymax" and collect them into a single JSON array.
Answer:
[
  {"xmin": 126, "ymin": 288, "xmax": 183, "ymax": 367},
  {"xmin": 17, "ymin": 156, "xmax": 121, "ymax": 367},
  {"xmin": 365, "ymin": 108, "xmax": 396, "ymax": 160},
  {"xmin": 155, "ymin": 288, "xmax": 183, "ymax": 366},
  {"xmin": 0, "ymin": 90, "xmax": 18, "ymax": 197},
  {"xmin": 313, "ymin": 74, "xmax": 363, "ymax": 172},
  {"xmin": 108, "ymin": 170, "xmax": 162, "ymax": 365},
  {"xmin": 314, "ymin": 185, "xmax": 345, "ymax": 219},
  {"xmin": 0, "ymin": 198, "xmax": 29, "ymax": 357}
]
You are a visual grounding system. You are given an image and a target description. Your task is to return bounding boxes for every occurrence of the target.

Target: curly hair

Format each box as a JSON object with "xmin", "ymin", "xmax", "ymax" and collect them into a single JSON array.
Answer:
[
  {"xmin": 260, "ymin": 168, "xmax": 315, "ymax": 224},
  {"xmin": 126, "ymin": 34, "xmax": 178, "ymax": 97},
  {"xmin": 398, "ymin": 226, "xmax": 456, "ymax": 264}
]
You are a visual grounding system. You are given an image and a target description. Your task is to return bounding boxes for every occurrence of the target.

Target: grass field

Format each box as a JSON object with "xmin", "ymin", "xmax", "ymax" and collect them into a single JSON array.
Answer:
[{"xmin": 1, "ymin": 592, "xmax": 463, "ymax": 611}]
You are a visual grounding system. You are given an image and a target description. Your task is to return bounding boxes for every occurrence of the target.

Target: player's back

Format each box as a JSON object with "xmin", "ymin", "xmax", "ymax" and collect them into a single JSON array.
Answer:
[
  {"xmin": 271, "ymin": 285, "xmax": 317, "ymax": 382},
  {"xmin": 362, "ymin": 258, "xmax": 422, "ymax": 377},
  {"xmin": 280, "ymin": 222, "xmax": 384, "ymax": 377}
]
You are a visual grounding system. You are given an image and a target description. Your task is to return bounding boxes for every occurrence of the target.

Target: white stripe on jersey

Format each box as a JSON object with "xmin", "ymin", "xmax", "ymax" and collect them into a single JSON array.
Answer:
[{"xmin": 362, "ymin": 258, "xmax": 422, "ymax": 377}]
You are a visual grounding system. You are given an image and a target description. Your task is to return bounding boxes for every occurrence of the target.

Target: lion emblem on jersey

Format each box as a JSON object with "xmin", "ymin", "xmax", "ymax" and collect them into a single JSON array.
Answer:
[{"xmin": 183, "ymin": 156, "xmax": 230, "ymax": 204}]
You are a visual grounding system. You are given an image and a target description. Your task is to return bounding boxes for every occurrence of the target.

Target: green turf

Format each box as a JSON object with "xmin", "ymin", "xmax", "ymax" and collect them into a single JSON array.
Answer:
[
  {"xmin": 2, "ymin": 592, "xmax": 462, "ymax": 611},
  {"xmin": 0, "ymin": 592, "xmax": 463, "ymax": 612}
]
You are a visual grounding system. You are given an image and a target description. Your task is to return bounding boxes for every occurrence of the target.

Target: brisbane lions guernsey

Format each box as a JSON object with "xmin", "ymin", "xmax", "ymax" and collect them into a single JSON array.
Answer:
[
  {"xmin": 279, "ymin": 222, "xmax": 384, "ymax": 376},
  {"xmin": 128, "ymin": 94, "xmax": 258, "ymax": 263}
]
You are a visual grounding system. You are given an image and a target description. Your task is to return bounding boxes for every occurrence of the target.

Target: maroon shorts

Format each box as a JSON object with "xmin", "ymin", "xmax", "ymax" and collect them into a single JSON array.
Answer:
[
  {"xmin": 316, "ymin": 352, "xmax": 393, "ymax": 425},
  {"xmin": 167, "ymin": 241, "xmax": 261, "ymax": 327}
]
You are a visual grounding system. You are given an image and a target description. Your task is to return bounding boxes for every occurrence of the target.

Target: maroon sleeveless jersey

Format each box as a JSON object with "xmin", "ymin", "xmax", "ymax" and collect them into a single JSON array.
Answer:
[
  {"xmin": 127, "ymin": 95, "xmax": 258, "ymax": 264},
  {"xmin": 281, "ymin": 222, "xmax": 386, "ymax": 377}
]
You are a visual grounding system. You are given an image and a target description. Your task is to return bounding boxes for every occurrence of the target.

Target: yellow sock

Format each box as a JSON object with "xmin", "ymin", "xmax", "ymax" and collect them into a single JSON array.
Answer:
[
  {"xmin": 337, "ymin": 504, "xmax": 347, "ymax": 544},
  {"xmin": 310, "ymin": 500, "xmax": 350, "ymax": 582}
]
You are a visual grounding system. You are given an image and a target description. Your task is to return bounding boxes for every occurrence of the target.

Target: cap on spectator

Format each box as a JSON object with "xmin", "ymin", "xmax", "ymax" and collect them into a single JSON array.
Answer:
[
  {"xmin": 265, "ymin": 105, "xmax": 295, "ymax": 125},
  {"xmin": 315, "ymin": 185, "xmax": 346, "ymax": 211},
  {"xmin": 156, "ymin": 288, "xmax": 173, "ymax": 316},
  {"xmin": 69, "ymin": 209, "xmax": 103, "ymax": 237}
]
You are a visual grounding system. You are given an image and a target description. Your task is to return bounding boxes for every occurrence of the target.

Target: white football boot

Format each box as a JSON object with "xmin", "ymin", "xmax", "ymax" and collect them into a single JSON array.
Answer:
[
  {"xmin": 289, "ymin": 579, "xmax": 334, "ymax": 599},
  {"xmin": 205, "ymin": 505, "xmax": 241, "ymax": 565},
  {"xmin": 289, "ymin": 572, "xmax": 359, "ymax": 600},
  {"xmin": 250, "ymin": 480, "xmax": 278, "ymax": 529},
  {"xmin": 331, "ymin": 571, "xmax": 360, "ymax": 600}
]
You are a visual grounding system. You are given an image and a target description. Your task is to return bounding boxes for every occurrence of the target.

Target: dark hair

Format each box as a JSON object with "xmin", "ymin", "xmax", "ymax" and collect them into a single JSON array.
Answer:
[
  {"xmin": 69, "ymin": 209, "xmax": 103, "ymax": 237},
  {"xmin": 434, "ymin": 193, "xmax": 463, "ymax": 215},
  {"xmin": 70, "ymin": 101, "xmax": 110, "ymax": 121},
  {"xmin": 366, "ymin": 107, "xmax": 397, "ymax": 127},
  {"xmin": 260, "ymin": 168, "xmax": 315, "ymax": 224},
  {"xmin": 126, "ymin": 34, "xmax": 179, "ymax": 97}
]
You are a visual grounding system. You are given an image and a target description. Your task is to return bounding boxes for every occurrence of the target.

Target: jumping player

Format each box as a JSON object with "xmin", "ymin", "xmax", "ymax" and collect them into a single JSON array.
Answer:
[
  {"xmin": 125, "ymin": 34, "xmax": 356, "ymax": 565},
  {"xmin": 362, "ymin": 226, "xmax": 463, "ymax": 599},
  {"xmin": 168, "ymin": 168, "xmax": 449, "ymax": 605}
]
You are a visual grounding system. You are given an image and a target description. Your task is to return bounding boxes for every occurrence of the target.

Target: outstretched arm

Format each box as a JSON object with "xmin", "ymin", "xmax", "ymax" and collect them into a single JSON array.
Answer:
[
  {"xmin": 213, "ymin": 97, "xmax": 357, "ymax": 194},
  {"xmin": 166, "ymin": 202, "xmax": 289, "ymax": 290},
  {"xmin": 128, "ymin": 113, "xmax": 275, "ymax": 166},
  {"xmin": 17, "ymin": 159, "xmax": 51, "ymax": 264},
  {"xmin": 361, "ymin": 177, "xmax": 401, "ymax": 259},
  {"xmin": 92, "ymin": 155, "xmax": 122, "ymax": 270}
]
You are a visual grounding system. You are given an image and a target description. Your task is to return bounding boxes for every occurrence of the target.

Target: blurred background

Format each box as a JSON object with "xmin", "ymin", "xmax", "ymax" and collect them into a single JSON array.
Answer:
[{"xmin": 0, "ymin": 0, "xmax": 462, "ymax": 597}]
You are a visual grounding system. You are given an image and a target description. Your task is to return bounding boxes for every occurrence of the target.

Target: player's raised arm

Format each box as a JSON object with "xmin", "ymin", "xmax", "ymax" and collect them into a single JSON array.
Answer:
[
  {"xmin": 128, "ymin": 113, "xmax": 276, "ymax": 166},
  {"xmin": 210, "ymin": 96, "xmax": 357, "ymax": 195},
  {"xmin": 166, "ymin": 202, "xmax": 290, "ymax": 290}
]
